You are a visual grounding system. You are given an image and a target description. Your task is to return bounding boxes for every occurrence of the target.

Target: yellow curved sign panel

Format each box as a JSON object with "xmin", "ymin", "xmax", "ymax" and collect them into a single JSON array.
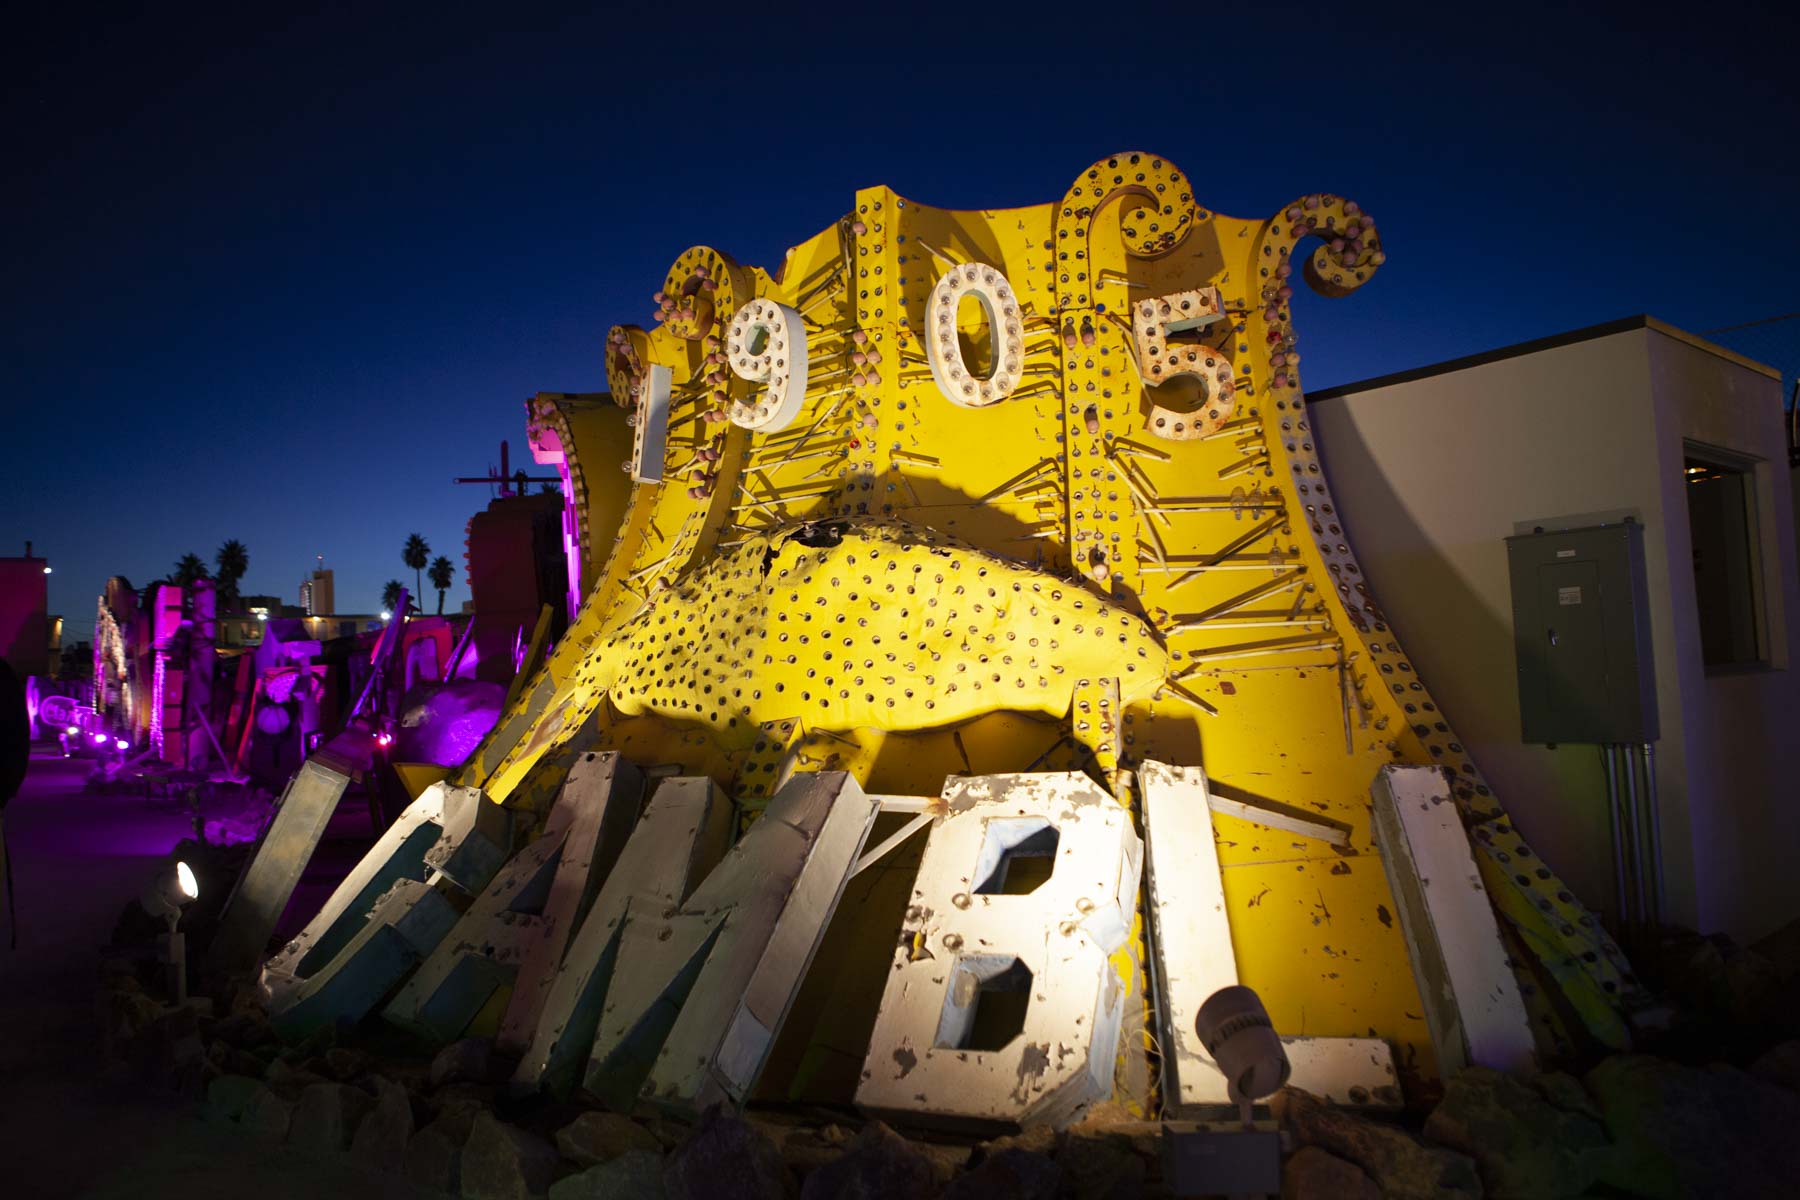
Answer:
[{"xmin": 470, "ymin": 152, "xmax": 1638, "ymax": 1095}]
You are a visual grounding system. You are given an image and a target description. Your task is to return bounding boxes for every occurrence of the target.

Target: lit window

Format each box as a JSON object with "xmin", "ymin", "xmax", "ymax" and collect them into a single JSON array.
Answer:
[{"xmin": 1683, "ymin": 447, "xmax": 1767, "ymax": 670}]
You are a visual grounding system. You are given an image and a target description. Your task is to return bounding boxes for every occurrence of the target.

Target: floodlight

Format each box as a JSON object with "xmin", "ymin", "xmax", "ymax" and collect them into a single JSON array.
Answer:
[
  {"xmin": 43, "ymin": 565, "xmax": 52, "ymax": 575},
  {"xmin": 92, "ymin": 732, "xmax": 107, "ymax": 744},
  {"xmin": 138, "ymin": 861, "xmax": 199, "ymax": 1006},
  {"xmin": 1196, "ymin": 985, "xmax": 1290, "ymax": 1127},
  {"xmin": 139, "ymin": 860, "xmax": 200, "ymax": 922},
  {"xmin": 115, "ymin": 738, "xmax": 129, "ymax": 751},
  {"xmin": 66, "ymin": 725, "xmax": 79, "ymax": 736},
  {"xmin": 380, "ymin": 610, "xmax": 392, "ymax": 621}
]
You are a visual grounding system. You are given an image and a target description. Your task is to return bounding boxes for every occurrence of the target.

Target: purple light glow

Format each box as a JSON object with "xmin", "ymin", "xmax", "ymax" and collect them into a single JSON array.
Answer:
[
  {"xmin": 150, "ymin": 652, "xmax": 166, "ymax": 757},
  {"xmin": 556, "ymin": 460, "xmax": 581, "ymax": 622},
  {"xmin": 265, "ymin": 668, "xmax": 301, "ymax": 705}
]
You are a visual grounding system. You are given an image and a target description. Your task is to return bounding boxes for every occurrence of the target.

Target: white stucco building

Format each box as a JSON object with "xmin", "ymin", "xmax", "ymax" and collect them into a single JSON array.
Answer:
[{"xmin": 1311, "ymin": 316, "xmax": 1799, "ymax": 941}]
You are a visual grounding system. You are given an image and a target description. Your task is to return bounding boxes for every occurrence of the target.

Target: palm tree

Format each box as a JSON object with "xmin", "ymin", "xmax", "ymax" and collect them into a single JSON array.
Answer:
[
  {"xmin": 381, "ymin": 579, "xmax": 405, "ymax": 616},
  {"xmin": 403, "ymin": 533, "xmax": 430, "ymax": 602},
  {"xmin": 215, "ymin": 539, "xmax": 248, "ymax": 610},
  {"xmin": 427, "ymin": 555, "xmax": 455, "ymax": 616},
  {"xmin": 172, "ymin": 553, "xmax": 210, "ymax": 589}
]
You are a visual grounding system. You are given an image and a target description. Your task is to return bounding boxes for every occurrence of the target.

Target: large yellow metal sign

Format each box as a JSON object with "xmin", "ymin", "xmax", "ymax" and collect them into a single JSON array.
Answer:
[{"xmin": 458, "ymin": 152, "xmax": 1638, "ymax": 1105}]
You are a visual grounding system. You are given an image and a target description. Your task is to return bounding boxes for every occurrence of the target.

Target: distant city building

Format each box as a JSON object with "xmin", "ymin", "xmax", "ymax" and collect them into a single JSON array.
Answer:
[
  {"xmin": 0, "ymin": 541, "xmax": 52, "ymax": 677},
  {"xmin": 300, "ymin": 566, "xmax": 335, "ymax": 616},
  {"xmin": 217, "ymin": 593, "xmax": 304, "ymax": 649}
]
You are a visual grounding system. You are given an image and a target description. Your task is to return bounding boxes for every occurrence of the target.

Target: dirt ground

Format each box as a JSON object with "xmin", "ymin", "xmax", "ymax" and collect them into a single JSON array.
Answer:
[{"xmin": 0, "ymin": 749, "xmax": 437, "ymax": 1199}]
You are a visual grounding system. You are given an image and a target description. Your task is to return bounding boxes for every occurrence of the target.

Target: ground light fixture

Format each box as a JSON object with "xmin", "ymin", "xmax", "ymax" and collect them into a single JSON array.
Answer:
[
  {"xmin": 139, "ymin": 860, "xmax": 199, "ymax": 1005},
  {"xmin": 1162, "ymin": 986, "xmax": 1291, "ymax": 1197},
  {"xmin": 1196, "ymin": 985, "xmax": 1291, "ymax": 1124}
]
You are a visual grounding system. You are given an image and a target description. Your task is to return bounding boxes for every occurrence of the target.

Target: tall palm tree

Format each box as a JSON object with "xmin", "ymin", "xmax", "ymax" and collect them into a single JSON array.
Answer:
[
  {"xmin": 381, "ymin": 579, "xmax": 405, "ymax": 616},
  {"xmin": 214, "ymin": 539, "xmax": 248, "ymax": 610},
  {"xmin": 172, "ymin": 552, "xmax": 210, "ymax": 589},
  {"xmin": 427, "ymin": 555, "xmax": 455, "ymax": 616},
  {"xmin": 403, "ymin": 533, "xmax": 430, "ymax": 602}
]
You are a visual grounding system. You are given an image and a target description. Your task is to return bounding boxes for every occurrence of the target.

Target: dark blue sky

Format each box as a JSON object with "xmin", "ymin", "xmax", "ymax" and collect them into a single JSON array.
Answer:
[{"xmin": 5, "ymin": 5, "xmax": 1795, "ymax": 623}]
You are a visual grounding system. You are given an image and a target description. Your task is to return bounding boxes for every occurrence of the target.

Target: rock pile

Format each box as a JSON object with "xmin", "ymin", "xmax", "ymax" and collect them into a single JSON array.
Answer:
[{"xmin": 169, "ymin": 995, "xmax": 1800, "ymax": 1199}]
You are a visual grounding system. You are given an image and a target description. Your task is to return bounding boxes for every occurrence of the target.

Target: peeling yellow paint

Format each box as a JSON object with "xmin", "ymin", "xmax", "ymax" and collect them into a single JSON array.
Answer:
[{"xmin": 454, "ymin": 152, "xmax": 1642, "ymax": 1104}]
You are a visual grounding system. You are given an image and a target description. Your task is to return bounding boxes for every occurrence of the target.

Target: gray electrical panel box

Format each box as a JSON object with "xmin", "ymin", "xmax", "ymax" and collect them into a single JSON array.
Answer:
[{"xmin": 1505, "ymin": 522, "xmax": 1658, "ymax": 744}]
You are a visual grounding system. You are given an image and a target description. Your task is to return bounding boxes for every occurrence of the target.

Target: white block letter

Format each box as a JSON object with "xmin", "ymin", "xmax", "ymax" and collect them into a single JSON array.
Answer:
[
  {"xmin": 261, "ymin": 782, "xmax": 512, "ymax": 1038},
  {"xmin": 513, "ymin": 771, "xmax": 878, "ymax": 1117},
  {"xmin": 383, "ymin": 753, "xmax": 644, "ymax": 1043},
  {"xmin": 1141, "ymin": 760, "xmax": 1399, "ymax": 1113},
  {"xmin": 855, "ymin": 772, "xmax": 1141, "ymax": 1130}
]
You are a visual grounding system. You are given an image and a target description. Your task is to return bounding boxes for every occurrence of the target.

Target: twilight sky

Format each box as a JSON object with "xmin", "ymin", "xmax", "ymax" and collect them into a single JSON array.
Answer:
[{"xmin": 5, "ymin": 6, "xmax": 1795, "ymax": 623}]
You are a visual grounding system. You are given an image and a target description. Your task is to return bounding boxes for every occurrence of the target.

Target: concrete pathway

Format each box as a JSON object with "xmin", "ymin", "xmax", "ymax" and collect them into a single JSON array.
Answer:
[{"xmin": 0, "ymin": 750, "xmax": 434, "ymax": 1199}]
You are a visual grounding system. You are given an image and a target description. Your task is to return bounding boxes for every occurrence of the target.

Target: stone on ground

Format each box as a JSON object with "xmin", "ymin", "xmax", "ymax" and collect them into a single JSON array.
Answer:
[
  {"xmin": 1585, "ymin": 1054, "xmax": 1800, "ymax": 1199},
  {"xmin": 1750, "ymin": 1041, "xmax": 1800, "ymax": 1092},
  {"xmin": 211, "ymin": 1009, "xmax": 277, "ymax": 1048},
  {"xmin": 772, "ymin": 1124, "xmax": 849, "ymax": 1177},
  {"xmin": 462, "ymin": 1110, "xmax": 563, "ymax": 1199},
  {"xmin": 941, "ymin": 1147, "xmax": 1060, "ymax": 1200},
  {"xmin": 1423, "ymin": 1066, "xmax": 1610, "ymax": 1199},
  {"xmin": 97, "ymin": 980, "xmax": 164, "ymax": 1060},
  {"xmin": 548, "ymin": 1149, "xmax": 666, "ymax": 1200},
  {"xmin": 1272, "ymin": 1087, "xmax": 1479, "ymax": 1200},
  {"xmin": 351, "ymin": 1074, "xmax": 416, "ymax": 1171},
  {"xmin": 663, "ymin": 1107, "xmax": 794, "ymax": 1200},
  {"xmin": 556, "ymin": 1111, "xmax": 663, "ymax": 1167},
  {"xmin": 1529, "ymin": 1071, "xmax": 1603, "ymax": 1123},
  {"xmin": 433, "ymin": 1036, "xmax": 497, "ymax": 1087},
  {"xmin": 204, "ymin": 1073, "xmax": 267, "ymax": 1124},
  {"xmin": 208, "ymin": 1037, "xmax": 267, "ymax": 1078},
  {"xmin": 240, "ymin": 1085, "xmax": 296, "ymax": 1139},
  {"xmin": 288, "ymin": 1080, "xmax": 373, "ymax": 1153},
  {"xmin": 1055, "ymin": 1128, "xmax": 1145, "ymax": 1200},
  {"xmin": 1281, "ymin": 1146, "xmax": 1380, "ymax": 1200},
  {"xmin": 408, "ymin": 1123, "xmax": 464, "ymax": 1195},
  {"xmin": 323, "ymin": 1046, "xmax": 375, "ymax": 1081},
  {"xmin": 907, "ymin": 1138, "xmax": 970, "ymax": 1185},
  {"xmin": 264, "ymin": 1054, "xmax": 330, "ymax": 1097},
  {"xmin": 798, "ymin": 1121, "xmax": 935, "ymax": 1199}
]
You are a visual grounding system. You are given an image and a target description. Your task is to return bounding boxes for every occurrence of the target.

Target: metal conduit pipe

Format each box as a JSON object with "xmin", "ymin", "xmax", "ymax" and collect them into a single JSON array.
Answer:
[
  {"xmin": 1641, "ymin": 742, "xmax": 1664, "ymax": 928},
  {"xmin": 1622, "ymin": 746, "xmax": 1648, "ymax": 936},
  {"xmin": 1601, "ymin": 745, "xmax": 1630, "ymax": 930}
]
